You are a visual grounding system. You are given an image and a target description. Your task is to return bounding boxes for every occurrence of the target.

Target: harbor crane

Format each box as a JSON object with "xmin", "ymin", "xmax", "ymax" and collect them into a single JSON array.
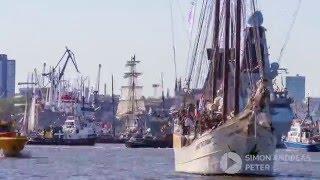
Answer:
[{"xmin": 42, "ymin": 47, "xmax": 80, "ymax": 87}]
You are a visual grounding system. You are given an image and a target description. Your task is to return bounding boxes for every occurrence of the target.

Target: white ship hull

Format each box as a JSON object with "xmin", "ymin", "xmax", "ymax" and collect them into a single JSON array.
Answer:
[{"xmin": 174, "ymin": 111, "xmax": 276, "ymax": 175}]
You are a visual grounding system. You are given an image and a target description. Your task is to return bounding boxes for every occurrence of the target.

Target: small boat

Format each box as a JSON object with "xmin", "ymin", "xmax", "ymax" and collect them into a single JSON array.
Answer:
[
  {"xmin": 0, "ymin": 121, "xmax": 28, "ymax": 157},
  {"xmin": 125, "ymin": 133, "xmax": 172, "ymax": 148},
  {"xmin": 28, "ymin": 136, "xmax": 96, "ymax": 146},
  {"xmin": 124, "ymin": 71, "xmax": 174, "ymax": 149},
  {"xmin": 283, "ymin": 120, "xmax": 320, "ymax": 152},
  {"xmin": 284, "ymin": 97, "xmax": 320, "ymax": 152},
  {"xmin": 28, "ymin": 116, "xmax": 97, "ymax": 146}
]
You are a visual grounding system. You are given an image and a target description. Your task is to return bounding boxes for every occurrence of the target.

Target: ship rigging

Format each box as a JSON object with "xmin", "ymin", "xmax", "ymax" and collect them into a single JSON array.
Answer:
[{"xmin": 173, "ymin": 0, "xmax": 276, "ymax": 175}]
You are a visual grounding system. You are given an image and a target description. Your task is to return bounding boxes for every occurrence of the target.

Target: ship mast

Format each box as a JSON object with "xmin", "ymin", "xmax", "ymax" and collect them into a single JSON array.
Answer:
[
  {"xmin": 250, "ymin": 1, "xmax": 265, "ymax": 79},
  {"xmin": 121, "ymin": 55, "xmax": 144, "ymax": 128},
  {"xmin": 131, "ymin": 64, "xmax": 136, "ymax": 125},
  {"xmin": 234, "ymin": 0, "xmax": 242, "ymax": 115},
  {"xmin": 161, "ymin": 73, "xmax": 165, "ymax": 111},
  {"xmin": 222, "ymin": 0, "xmax": 231, "ymax": 122},
  {"xmin": 211, "ymin": 0, "xmax": 221, "ymax": 101},
  {"xmin": 307, "ymin": 97, "xmax": 311, "ymax": 119},
  {"xmin": 18, "ymin": 74, "xmax": 37, "ymax": 135},
  {"xmin": 111, "ymin": 74, "xmax": 116, "ymax": 137}
]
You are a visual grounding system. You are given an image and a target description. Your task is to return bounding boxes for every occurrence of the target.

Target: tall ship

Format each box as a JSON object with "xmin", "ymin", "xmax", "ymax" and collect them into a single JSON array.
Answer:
[
  {"xmin": 117, "ymin": 55, "xmax": 146, "ymax": 133},
  {"xmin": 173, "ymin": 0, "xmax": 276, "ymax": 175}
]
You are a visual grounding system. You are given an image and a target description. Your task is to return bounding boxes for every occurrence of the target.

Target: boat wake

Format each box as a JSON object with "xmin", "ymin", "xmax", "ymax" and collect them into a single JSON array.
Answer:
[{"xmin": 0, "ymin": 150, "xmax": 32, "ymax": 159}]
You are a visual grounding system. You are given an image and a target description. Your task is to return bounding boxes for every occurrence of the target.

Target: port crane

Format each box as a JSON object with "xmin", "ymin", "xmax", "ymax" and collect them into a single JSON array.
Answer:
[
  {"xmin": 39, "ymin": 47, "xmax": 80, "ymax": 108},
  {"xmin": 42, "ymin": 47, "xmax": 80, "ymax": 88}
]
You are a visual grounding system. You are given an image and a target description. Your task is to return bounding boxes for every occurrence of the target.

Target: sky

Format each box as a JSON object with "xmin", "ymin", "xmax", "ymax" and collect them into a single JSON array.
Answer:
[{"xmin": 0, "ymin": 0, "xmax": 319, "ymax": 97}]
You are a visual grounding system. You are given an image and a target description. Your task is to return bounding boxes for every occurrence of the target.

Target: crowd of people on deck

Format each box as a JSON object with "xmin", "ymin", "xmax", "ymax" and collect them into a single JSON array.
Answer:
[{"xmin": 173, "ymin": 95, "xmax": 224, "ymax": 138}]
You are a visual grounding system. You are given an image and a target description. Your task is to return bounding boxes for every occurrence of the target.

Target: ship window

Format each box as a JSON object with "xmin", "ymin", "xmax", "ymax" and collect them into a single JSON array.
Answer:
[
  {"xmin": 66, "ymin": 122, "xmax": 74, "ymax": 126},
  {"xmin": 306, "ymin": 132, "xmax": 310, "ymax": 138},
  {"xmin": 290, "ymin": 128, "xmax": 297, "ymax": 132}
]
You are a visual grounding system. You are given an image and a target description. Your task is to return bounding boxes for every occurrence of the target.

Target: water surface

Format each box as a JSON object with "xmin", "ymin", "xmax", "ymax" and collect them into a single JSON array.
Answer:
[{"xmin": 1, "ymin": 144, "xmax": 319, "ymax": 179}]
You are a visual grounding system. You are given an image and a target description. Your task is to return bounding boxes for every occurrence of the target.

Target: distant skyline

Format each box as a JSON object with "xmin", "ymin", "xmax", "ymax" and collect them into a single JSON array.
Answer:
[{"xmin": 0, "ymin": 0, "xmax": 319, "ymax": 97}]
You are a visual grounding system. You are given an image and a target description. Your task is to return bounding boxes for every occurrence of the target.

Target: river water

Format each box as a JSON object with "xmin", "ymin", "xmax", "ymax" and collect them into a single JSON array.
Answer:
[{"xmin": 1, "ymin": 144, "xmax": 320, "ymax": 179}]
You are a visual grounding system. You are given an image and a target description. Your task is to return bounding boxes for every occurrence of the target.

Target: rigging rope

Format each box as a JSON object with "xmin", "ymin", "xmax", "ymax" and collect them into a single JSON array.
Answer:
[
  {"xmin": 170, "ymin": 0, "xmax": 178, "ymax": 81},
  {"xmin": 185, "ymin": 0, "xmax": 199, "ymax": 79},
  {"xmin": 186, "ymin": 0, "xmax": 209, "ymax": 89},
  {"xmin": 194, "ymin": 0, "xmax": 214, "ymax": 88},
  {"xmin": 176, "ymin": 0, "xmax": 190, "ymax": 36},
  {"xmin": 277, "ymin": 0, "xmax": 302, "ymax": 66},
  {"xmin": 240, "ymin": 0, "xmax": 255, "ymax": 92}
]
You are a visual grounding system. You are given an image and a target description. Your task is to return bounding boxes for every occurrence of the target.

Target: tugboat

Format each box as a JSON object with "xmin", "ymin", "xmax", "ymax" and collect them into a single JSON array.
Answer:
[
  {"xmin": 283, "ymin": 98, "xmax": 320, "ymax": 152},
  {"xmin": 0, "ymin": 121, "xmax": 28, "ymax": 157},
  {"xmin": 28, "ymin": 116, "xmax": 97, "ymax": 146}
]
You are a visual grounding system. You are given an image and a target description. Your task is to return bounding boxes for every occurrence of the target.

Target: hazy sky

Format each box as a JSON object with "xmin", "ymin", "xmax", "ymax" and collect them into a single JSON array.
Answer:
[{"xmin": 0, "ymin": 0, "xmax": 319, "ymax": 97}]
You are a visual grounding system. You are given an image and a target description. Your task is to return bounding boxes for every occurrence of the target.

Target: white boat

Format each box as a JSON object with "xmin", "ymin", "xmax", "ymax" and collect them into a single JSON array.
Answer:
[
  {"xmin": 270, "ymin": 90, "xmax": 294, "ymax": 148},
  {"xmin": 174, "ymin": 82, "xmax": 276, "ymax": 175},
  {"xmin": 173, "ymin": 0, "xmax": 276, "ymax": 176},
  {"xmin": 284, "ymin": 119, "xmax": 320, "ymax": 152},
  {"xmin": 284, "ymin": 98, "xmax": 320, "ymax": 152},
  {"xmin": 28, "ymin": 115, "xmax": 97, "ymax": 146},
  {"xmin": 62, "ymin": 116, "xmax": 97, "ymax": 140}
]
